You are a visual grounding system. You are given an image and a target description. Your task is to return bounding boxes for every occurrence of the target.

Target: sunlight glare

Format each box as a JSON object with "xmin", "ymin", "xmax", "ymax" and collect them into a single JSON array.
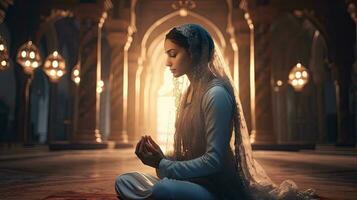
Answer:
[{"xmin": 157, "ymin": 68, "xmax": 189, "ymax": 154}]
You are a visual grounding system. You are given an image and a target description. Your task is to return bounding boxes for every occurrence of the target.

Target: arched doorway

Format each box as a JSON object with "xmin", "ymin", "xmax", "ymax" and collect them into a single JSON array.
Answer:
[
  {"xmin": 270, "ymin": 13, "xmax": 337, "ymax": 145},
  {"xmin": 135, "ymin": 10, "xmax": 229, "ymax": 153},
  {"xmin": 30, "ymin": 13, "xmax": 80, "ymax": 144}
]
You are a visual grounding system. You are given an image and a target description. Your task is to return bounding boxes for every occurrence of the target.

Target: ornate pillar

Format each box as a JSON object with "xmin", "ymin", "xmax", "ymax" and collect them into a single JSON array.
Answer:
[
  {"xmin": 242, "ymin": 5, "xmax": 277, "ymax": 145},
  {"xmin": 252, "ymin": 22, "xmax": 276, "ymax": 144},
  {"xmin": 235, "ymin": 20, "xmax": 252, "ymax": 133},
  {"xmin": 238, "ymin": 1, "xmax": 277, "ymax": 145},
  {"xmin": 105, "ymin": 19, "xmax": 132, "ymax": 148},
  {"xmin": 70, "ymin": 3, "xmax": 108, "ymax": 147}
]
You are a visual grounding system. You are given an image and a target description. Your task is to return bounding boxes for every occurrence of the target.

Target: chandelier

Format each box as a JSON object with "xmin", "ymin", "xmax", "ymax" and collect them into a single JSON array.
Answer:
[
  {"xmin": 43, "ymin": 51, "xmax": 66, "ymax": 82},
  {"xmin": 288, "ymin": 63, "xmax": 309, "ymax": 91},
  {"xmin": 16, "ymin": 41, "xmax": 42, "ymax": 74}
]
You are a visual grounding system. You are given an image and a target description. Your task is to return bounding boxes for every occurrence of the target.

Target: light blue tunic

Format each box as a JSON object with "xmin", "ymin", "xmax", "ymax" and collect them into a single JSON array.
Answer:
[{"xmin": 115, "ymin": 81, "xmax": 244, "ymax": 199}]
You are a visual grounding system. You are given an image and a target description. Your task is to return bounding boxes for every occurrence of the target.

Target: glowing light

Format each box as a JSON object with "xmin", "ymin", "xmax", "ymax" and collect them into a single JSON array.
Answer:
[
  {"xmin": 302, "ymin": 71, "xmax": 307, "ymax": 78},
  {"xmin": 295, "ymin": 71, "xmax": 302, "ymax": 79},
  {"xmin": 16, "ymin": 41, "xmax": 42, "ymax": 74},
  {"xmin": 156, "ymin": 95, "xmax": 175, "ymax": 154},
  {"xmin": 74, "ymin": 77, "xmax": 80, "ymax": 84},
  {"xmin": 298, "ymin": 79, "xmax": 304, "ymax": 85},
  {"xmin": 179, "ymin": 8, "xmax": 188, "ymax": 17},
  {"xmin": 32, "ymin": 61, "xmax": 38, "ymax": 68},
  {"xmin": 247, "ymin": 19, "xmax": 253, "ymax": 25},
  {"xmin": 29, "ymin": 51, "xmax": 35, "ymax": 59},
  {"xmin": 44, "ymin": 51, "xmax": 65, "ymax": 82},
  {"xmin": 25, "ymin": 60, "xmax": 30, "ymax": 67},
  {"xmin": 50, "ymin": 69, "xmax": 56, "ymax": 76},
  {"xmin": 102, "ymin": 12, "xmax": 107, "ymax": 19},
  {"xmin": 292, "ymin": 79, "xmax": 298, "ymax": 86},
  {"xmin": 0, "ymin": 44, "xmax": 4, "ymax": 51},
  {"xmin": 289, "ymin": 74, "xmax": 294, "ymax": 80},
  {"xmin": 57, "ymin": 70, "xmax": 63, "ymax": 77},
  {"xmin": 1, "ymin": 60, "xmax": 6, "ymax": 66},
  {"xmin": 276, "ymin": 80, "xmax": 283, "ymax": 86},
  {"xmin": 21, "ymin": 51, "xmax": 27, "ymax": 58},
  {"xmin": 244, "ymin": 13, "xmax": 250, "ymax": 20},
  {"xmin": 52, "ymin": 60, "xmax": 58, "ymax": 68},
  {"xmin": 96, "ymin": 80, "xmax": 104, "ymax": 93},
  {"xmin": 98, "ymin": 80, "xmax": 104, "ymax": 87},
  {"xmin": 71, "ymin": 64, "xmax": 80, "ymax": 84},
  {"xmin": 96, "ymin": 87, "xmax": 103, "ymax": 93},
  {"xmin": 288, "ymin": 63, "xmax": 309, "ymax": 91},
  {"xmin": 73, "ymin": 69, "xmax": 79, "ymax": 76},
  {"xmin": 156, "ymin": 67, "xmax": 189, "ymax": 154}
]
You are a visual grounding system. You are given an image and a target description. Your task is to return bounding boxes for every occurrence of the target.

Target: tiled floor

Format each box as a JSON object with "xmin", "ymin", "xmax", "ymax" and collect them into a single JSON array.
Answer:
[{"xmin": 0, "ymin": 148, "xmax": 356, "ymax": 200}]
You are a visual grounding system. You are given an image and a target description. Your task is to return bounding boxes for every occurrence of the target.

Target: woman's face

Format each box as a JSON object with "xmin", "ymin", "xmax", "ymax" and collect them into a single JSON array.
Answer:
[{"xmin": 164, "ymin": 39, "xmax": 193, "ymax": 78}]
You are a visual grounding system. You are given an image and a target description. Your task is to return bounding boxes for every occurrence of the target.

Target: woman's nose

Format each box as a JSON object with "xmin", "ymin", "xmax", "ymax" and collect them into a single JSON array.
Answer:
[{"xmin": 165, "ymin": 58, "xmax": 172, "ymax": 67}]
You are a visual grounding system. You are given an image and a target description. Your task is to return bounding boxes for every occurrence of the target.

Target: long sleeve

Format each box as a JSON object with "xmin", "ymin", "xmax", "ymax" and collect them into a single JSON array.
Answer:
[{"xmin": 156, "ymin": 85, "xmax": 233, "ymax": 180}]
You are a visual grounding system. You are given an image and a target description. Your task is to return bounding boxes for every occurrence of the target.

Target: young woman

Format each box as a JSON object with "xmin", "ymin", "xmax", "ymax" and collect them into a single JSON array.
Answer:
[{"xmin": 115, "ymin": 24, "xmax": 318, "ymax": 200}]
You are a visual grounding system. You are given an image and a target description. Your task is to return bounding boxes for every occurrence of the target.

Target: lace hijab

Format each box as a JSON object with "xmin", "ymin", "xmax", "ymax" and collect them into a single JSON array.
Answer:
[{"xmin": 170, "ymin": 24, "xmax": 318, "ymax": 200}]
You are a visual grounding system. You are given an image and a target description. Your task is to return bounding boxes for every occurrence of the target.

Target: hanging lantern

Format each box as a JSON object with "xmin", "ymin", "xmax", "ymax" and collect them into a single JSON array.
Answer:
[
  {"xmin": 288, "ymin": 63, "xmax": 309, "ymax": 91},
  {"xmin": 16, "ymin": 41, "xmax": 42, "ymax": 74},
  {"xmin": 71, "ymin": 62, "xmax": 80, "ymax": 85},
  {"xmin": 43, "ymin": 51, "xmax": 66, "ymax": 82},
  {"xmin": 0, "ymin": 36, "xmax": 10, "ymax": 71}
]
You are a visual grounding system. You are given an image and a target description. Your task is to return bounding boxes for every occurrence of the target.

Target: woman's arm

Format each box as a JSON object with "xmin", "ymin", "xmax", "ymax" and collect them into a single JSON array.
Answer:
[{"xmin": 156, "ymin": 86, "xmax": 233, "ymax": 180}]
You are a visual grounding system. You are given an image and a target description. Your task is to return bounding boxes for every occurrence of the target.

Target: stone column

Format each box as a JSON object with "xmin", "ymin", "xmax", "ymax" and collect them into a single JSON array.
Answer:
[
  {"xmin": 105, "ymin": 19, "xmax": 132, "ymax": 148},
  {"xmin": 241, "ymin": 4, "xmax": 281, "ymax": 146},
  {"xmin": 70, "ymin": 3, "xmax": 107, "ymax": 148},
  {"xmin": 235, "ymin": 29, "xmax": 252, "ymax": 133},
  {"xmin": 252, "ymin": 22, "xmax": 276, "ymax": 144}
]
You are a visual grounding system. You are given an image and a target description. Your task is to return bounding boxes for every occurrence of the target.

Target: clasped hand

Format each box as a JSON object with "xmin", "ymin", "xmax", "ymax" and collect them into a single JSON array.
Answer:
[{"xmin": 135, "ymin": 135, "xmax": 165, "ymax": 169}]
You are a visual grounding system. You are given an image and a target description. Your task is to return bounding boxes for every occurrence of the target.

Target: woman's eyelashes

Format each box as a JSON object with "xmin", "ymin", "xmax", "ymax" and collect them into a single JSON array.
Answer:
[
  {"xmin": 166, "ymin": 49, "xmax": 177, "ymax": 58},
  {"xmin": 168, "ymin": 52, "xmax": 176, "ymax": 58}
]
